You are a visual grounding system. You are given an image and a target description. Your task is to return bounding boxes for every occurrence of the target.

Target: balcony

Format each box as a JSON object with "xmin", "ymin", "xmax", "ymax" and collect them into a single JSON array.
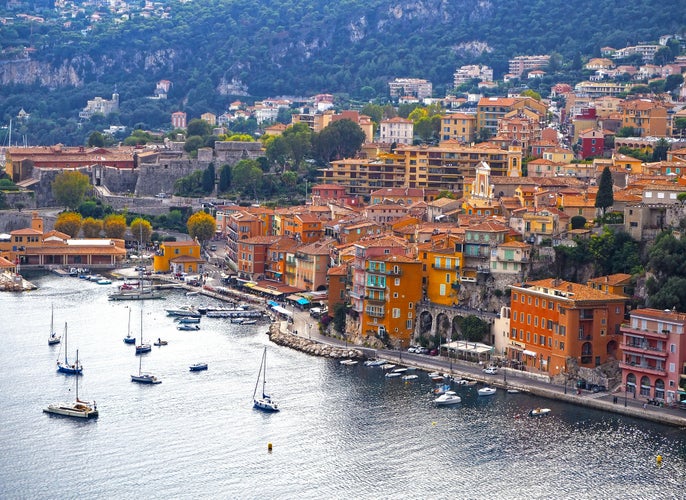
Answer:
[
  {"xmin": 620, "ymin": 325, "xmax": 669, "ymax": 339},
  {"xmin": 431, "ymin": 263, "xmax": 459, "ymax": 271},
  {"xmin": 366, "ymin": 282, "xmax": 386, "ymax": 290},
  {"xmin": 620, "ymin": 343, "xmax": 668, "ymax": 358},
  {"xmin": 366, "ymin": 309, "xmax": 385, "ymax": 318},
  {"xmin": 365, "ymin": 295, "xmax": 386, "ymax": 304},
  {"xmin": 577, "ymin": 335, "xmax": 593, "ymax": 341},
  {"xmin": 386, "ymin": 267, "xmax": 402, "ymax": 276},
  {"xmin": 619, "ymin": 361, "xmax": 667, "ymax": 377}
]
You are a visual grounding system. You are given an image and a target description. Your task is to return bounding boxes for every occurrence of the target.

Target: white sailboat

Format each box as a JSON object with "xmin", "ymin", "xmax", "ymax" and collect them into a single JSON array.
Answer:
[
  {"xmin": 56, "ymin": 322, "xmax": 82, "ymax": 375},
  {"xmin": 123, "ymin": 308, "xmax": 135, "ymax": 344},
  {"xmin": 48, "ymin": 304, "xmax": 61, "ymax": 345},
  {"xmin": 131, "ymin": 352, "xmax": 161, "ymax": 384},
  {"xmin": 135, "ymin": 309, "xmax": 151, "ymax": 354},
  {"xmin": 44, "ymin": 350, "xmax": 98, "ymax": 419},
  {"xmin": 252, "ymin": 347, "xmax": 279, "ymax": 412}
]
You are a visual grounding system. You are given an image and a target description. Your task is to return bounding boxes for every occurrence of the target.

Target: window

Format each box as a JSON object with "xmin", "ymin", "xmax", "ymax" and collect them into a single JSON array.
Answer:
[
  {"xmin": 548, "ymin": 337, "xmax": 552, "ymax": 347},
  {"xmin": 392, "ymin": 308, "xmax": 400, "ymax": 318},
  {"xmin": 409, "ymin": 302, "xmax": 413, "ymax": 309},
  {"xmin": 408, "ymin": 312, "xmax": 412, "ymax": 319},
  {"xmin": 534, "ymin": 317, "xmax": 538, "ymax": 327},
  {"xmin": 559, "ymin": 341, "xmax": 565, "ymax": 350},
  {"xmin": 393, "ymin": 292, "xmax": 398, "ymax": 298},
  {"xmin": 526, "ymin": 331, "xmax": 531, "ymax": 342},
  {"xmin": 527, "ymin": 314, "xmax": 531, "ymax": 325},
  {"xmin": 446, "ymin": 274, "xmax": 451, "ymax": 283},
  {"xmin": 406, "ymin": 320, "xmax": 413, "ymax": 329},
  {"xmin": 440, "ymin": 284, "xmax": 446, "ymax": 296},
  {"xmin": 513, "ymin": 293, "xmax": 518, "ymax": 301},
  {"xmin": 534, "ymin": 334, "xmax": 539, "ymax": 344}
]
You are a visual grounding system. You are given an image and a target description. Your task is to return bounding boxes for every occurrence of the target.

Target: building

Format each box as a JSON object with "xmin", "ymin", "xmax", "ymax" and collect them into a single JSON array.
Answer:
[
  {"xmin": 79, "ymin": 93, "xmax": 119, "ymax": 119},
  {"xmin": 453, "ymin": 64, "xmax": 493, "ymax": 86},
  {"xmin": 152, "ymin": 240, "xmax": 203, "ymax": 274},
  {"xmin": 508, "ymin": 55, "xmax": 551, "ymax": 78},
  {"xmin": 578, "ymin": 129, "xmax": 606, "ymax": 159},
  {"xmin": 440, "ymin": 113, "xmax": 477, "ymax": 143},
  {"xmin": 388, "ymin": 78, "xmax": 433, "ymax": 99},
  {"xmin": 619, "ymin": 99, "xmax": 668, "ymax": 137},
  {"xmin": 225, "ymin": 210, "xmax": 269, "ymax": 266},
  {"xmin": 171, "ymin": 111, "xmax": 187, "ymax": 129},
  {"xmin": 294, "ymin": 241, "xmax": 331, "ymax": 291},
  {"xmin": 508, "ymin": 279, "xmax": 627, "ymax": 376},
  {"xmin": 327, "ymin": 264, "xmax": 349, "ymax": 313},
  {"xmin": 620, "ymin": 308, "xmax": 686, "ymax": 404},
  {"xmin": 587, "ymin": 273, "xmax": 633, "ymax": 297},
  {"xmin": 418, "ymin": 234, "xmax": 463, "ymax": 306},
  {"xmin": 379, "ymin": 117, "xmax": 414, "ymax": 145},
  {"xmin": 237, "ymin": 235, "xmax": 281, "ymax": 280}
]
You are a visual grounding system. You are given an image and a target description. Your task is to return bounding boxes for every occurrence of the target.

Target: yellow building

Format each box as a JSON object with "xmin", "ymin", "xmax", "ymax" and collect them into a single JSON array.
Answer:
[
  {"xmin": 440, "ymin": 113, "xmax": 477, "ymax": 143},
  {"xmin": 418, "ymin": 235, "xmax": 463, "ymax": 306},
  {"xmin": 153, "ymin": 240, "xmax": 204, "ymax": 274}
]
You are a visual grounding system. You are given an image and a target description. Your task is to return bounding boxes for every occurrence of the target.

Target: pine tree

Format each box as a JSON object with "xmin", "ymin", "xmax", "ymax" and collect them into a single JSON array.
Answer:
[{"xmin": 595, "ymin": 167, "xmax": 614, "ymax": 217}]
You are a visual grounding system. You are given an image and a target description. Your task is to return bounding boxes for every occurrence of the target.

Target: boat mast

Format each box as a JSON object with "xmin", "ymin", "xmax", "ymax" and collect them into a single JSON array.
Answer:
[
  {"xmin": 63, "ymin": 322, "xmax": 68, "ymax": 364},
  {"xmin": 253, "ymin": 348, "xmax": 265, "ymax": 399},
  {"xmin": 262, "ymin": 348, "xmax": 267, "ymax": 397},
  {"xmin": 75, "ymin": 350, "xmax": 79, "ymax": 400}
]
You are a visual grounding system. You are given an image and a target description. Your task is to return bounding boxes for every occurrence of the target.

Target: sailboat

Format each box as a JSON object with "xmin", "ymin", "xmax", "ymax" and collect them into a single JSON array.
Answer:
[
  {"xmin": 56, "ymin": 322, "xmax": 83, "ymax": 375},
  {"xmin": 123, "ymin": 308, "xmax": 135, "ymax": 344},
  {"xmin": 135, "ymin": 309, "xmax": 151, "ymax": 355},
  {"xmin": 44, "ymin": 350, "xmax": 98, "ymax": 419},
  {"xmin": 48, "ymin": 304, "xmax": 61, "ymax": 345},
  {"xmin": 131, "ymin": 351, "xmax": 161, "ymax": 384},
  {"xmin": 252, "ymin": 347, "xmax": 279, "ymax": 412}
]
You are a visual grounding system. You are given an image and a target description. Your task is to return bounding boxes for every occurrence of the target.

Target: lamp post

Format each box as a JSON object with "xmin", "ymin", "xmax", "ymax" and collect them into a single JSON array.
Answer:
[
  {"xmin": 624, "ymin": 382, "xmax": 628, "ymax": 407},
  {"xmin": 307, "ymin": 322, "xmax": 311, "ymax": 340},
  {"xmin": 399, "ymin": 339, "xmax": 403, "ymax": 361}
]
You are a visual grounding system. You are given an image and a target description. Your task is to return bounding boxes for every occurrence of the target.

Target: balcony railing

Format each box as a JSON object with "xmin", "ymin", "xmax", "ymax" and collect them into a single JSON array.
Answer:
[
  {"xmin": 366, "ymin": 282, "xmax": 386, "ymax": 290},
  {"xmin": 365, "ymin": 295, "xmax": 386, "ymax": 303},
  {"xmin": 620, "ymin": 343, "xmax": 668, "ymax": 357},
  {"xmin": 366, "ymin": 309, "xmax": 385, "ymax": 318},
  {"xmin": 431, "ymin": 263, "xmax": 459, "ymax": 271},
  {"xmin": 386, "ymin": 268, "xmax": 402, "ymax": 276},
  {"xmin": 619, "ymin": 361, "xmax": 667, "ymax": 376},
  {"xmin": 620, "ymin": 325, "xmax": 669, "ymax": 338}
]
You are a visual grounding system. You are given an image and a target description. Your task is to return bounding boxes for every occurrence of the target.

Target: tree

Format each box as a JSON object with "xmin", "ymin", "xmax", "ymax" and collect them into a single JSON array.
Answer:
[
  {"xmin": 312, "ymin": 119, "xmax": 365, "ymax": 163},
  {"xmin": 674, "ymin": 117, "xmax": 686, "ymax": 138},
  {"xmin": 103, "ymin": 214, "xmax": 127, "ymax": 239},
  {"xmin": 232, "ymin": 159, "xmax": 263, "ymax": 199},
  {"xmin": 651, "ymin": 138, "xmax": 670, "ymax": 162},
  {"xmin": 332, "ymin": 303, "xmax": 347, "ymax": 334},
  {"xmin": 521, "ymin": 89, "xmax": 542, "ymax": 101},
  {"xmin": 186, "ymin": 118, "xmax": 212, "ymax": 138},
  {"xmin": 187, "ymin": 211, "xmax": 216, "ymax": 246},
  {"xmin": 52, "ymin": 171, "xmax": 91, "ymax": 210},
  {"xmin": 184, "ymin": 135, "xmax": 205, "ymax": 154},
  {"xmin": 595, "ymin": 167, "xmax": 614, "ymax": 216},
  {"xmin": 265, "ymin": 135, "xmax": 289, "ymax": 171},
  {"xmin": 202, "ymin": 163, "xmax": 215, "ymax": 194},
  {"xmin": 130, "ymin": 217, "xmax": 153, "ymax": 246},
  {"xmin": 87, "ymin": 131, "xmax": 106, "ymax": 147},
  {"xmin": 460, "ymin": 315, "xmax": 490, "ymax": 342},
  {"xmin": 665, "ymin": 74, "xmax": 684, "ymax": 93},
  {"xmin": 218, "ymin": 164, "xmax": 232, "ymax": 192},
  {"xmin": 54, "ymin": 212, "xmax": 83, "ymax": 238},
  {"xmin": 570, "ymin": 216, "xmax": 586, "ymax": 230},
  {"xmin": 615, "ymin": 126, "xmax": 637, "ymax": 138},
  {"xmin": 81, "ymin": 217, "xmax": 103, "ymax": 238}
]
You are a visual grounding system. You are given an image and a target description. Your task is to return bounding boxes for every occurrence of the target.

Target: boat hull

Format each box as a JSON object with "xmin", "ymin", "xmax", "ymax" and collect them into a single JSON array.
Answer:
[
  {"xmin": 253, "ymin": 398, "xmax": 279, "ymax": 412},
  {"xmin": 189, "ymin": 363, "xmax": 208, "ymax": 371},
  {"xmin": 43, "ymin": 402, "xmax": 98, "ymax": 419},
  {"xmin": 135, "ymin": 344, "xmax": 152, "ymax": 354},
  {"xmin": 123, "ymin": 337, "xmax": 136, "ymax": 344},
  {"xmin": 131, "ymin": 374, "xmax": 161, "ymax": 384},
  {"xmin": 57, "ymin": 364, "xmax": 82, "ymax": 375}
]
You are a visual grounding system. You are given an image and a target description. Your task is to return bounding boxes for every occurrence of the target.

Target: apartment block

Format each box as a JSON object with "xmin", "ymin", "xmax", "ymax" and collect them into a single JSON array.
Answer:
[
  {"xmin": 388, "ymin": 78, "xmax": 433, "ymax": 99},
  {"xmin": 508, "ymin": 55, "xmax": 551, "ymax": 78}
]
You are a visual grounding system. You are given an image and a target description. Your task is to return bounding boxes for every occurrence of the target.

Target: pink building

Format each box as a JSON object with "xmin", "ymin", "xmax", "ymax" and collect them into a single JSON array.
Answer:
[
  {"xmin": 620, "ymin": 308, "xmax": 686, "ymax": 404},
  {"xmin": 172, "ymin": 111, "xmax": 187, "ymax": 129}
]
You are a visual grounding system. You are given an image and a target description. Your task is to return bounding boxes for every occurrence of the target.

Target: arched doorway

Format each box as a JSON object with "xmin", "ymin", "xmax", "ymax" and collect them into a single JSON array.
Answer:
[
  {"xmin": 626, "ymin": 373, "xmax": 636, "ymax": 395},
  {"xmin": 436, "ymin": 313, "xmax": 450, "ymax": 341},
  {"xmin": 640, "ymin": 376, "xmax": 651, "ymax": 397},
  {"xmin": 606, "ymin": 339, "xmax": 619, "ymax": 359},
  {"xmin": 451, "ymin": 316, "xmax": 461, "ymax": 341},
  {"xmin": 654, "ymin": 379, "xmax": 665, "ymax": 400},
  {"xmin": 419, "ymin": 311, "xmax": 433, "ymax": 338}
]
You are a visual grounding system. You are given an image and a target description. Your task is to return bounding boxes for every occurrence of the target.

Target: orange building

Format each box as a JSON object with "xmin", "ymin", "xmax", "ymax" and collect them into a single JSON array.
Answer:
[
  {"xmin": 264, "ymin": 237, "xmax": 299, "ymax": 282},
  {"xmin": 237, "ymin": 236, "xmax": 280, "ymax": 280},
  {"xmin": 360, "ymin": 254, "xmax": 422, "ymax": 348},
  {"xmin": 508, "ymin": 278, "xmax": 627, "ymax": 376},
  {"xmin": 327, "ymin": 264, "xmax": 349, "ymax": 313}
]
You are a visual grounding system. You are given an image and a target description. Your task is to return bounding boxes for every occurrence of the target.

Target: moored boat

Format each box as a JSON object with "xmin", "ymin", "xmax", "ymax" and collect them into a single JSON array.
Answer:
[
  {"xmin": 253, "ymin": 347, "xmax": 279, "ymax": 412},
  {"xmin": 190, "ymin": 363, "xmax": 208, "ymax": 372},
  {"xmin": 434, "ymin": 390, "xmax": 462, "ymax": 406},
  {"xmin": 529, "ymin": 407, "xmax": 551, "ymax": 417},
  {"xmin": 478, "ymin": 386, "xmax": 497, "ymax": 396},
  {"xmin": 177, "ymin": 324, "xmax": 200, "ymax": 331},
  {"xmin": 44, "ymin": 357, "xmax": 98, "ymax": 419},
  {"xmin": 48, "ymin": 304, "xmax": 61, "ymax": 345},
  {"xmin": 131, "ymin": 354, "xmax": 161, "ymax": 384},
  {"xmin": 340, "ymin": 359, "xmax": 358, "ymax": 365},
  {"xmin": 56, "ymin": 323, "xmax": 82, "ymax": 375}
]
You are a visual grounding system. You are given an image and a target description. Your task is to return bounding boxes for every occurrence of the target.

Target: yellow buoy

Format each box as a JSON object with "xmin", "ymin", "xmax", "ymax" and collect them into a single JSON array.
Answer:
[
  {"xmin": 432, "ymin": 422, "xmax": 437, "ymax": 426},
  {"xmin": 268, "ymin": 442, "xmax": 273, "ymax": 452},
  {"xmin": 656, "ymin": 455, "xmax": 662, "ymax": 467}
]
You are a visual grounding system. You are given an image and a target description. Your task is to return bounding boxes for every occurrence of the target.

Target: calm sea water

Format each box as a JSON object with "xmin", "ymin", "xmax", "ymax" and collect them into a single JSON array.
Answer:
[{"xmin": 1, "ymin": 274, "xmax": 685, "ymax": 499}]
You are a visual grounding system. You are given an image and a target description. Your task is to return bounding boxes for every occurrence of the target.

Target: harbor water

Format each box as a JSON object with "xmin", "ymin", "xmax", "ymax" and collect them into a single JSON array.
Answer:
[{"xmin": 1, "ymin": 274, "xmax": 685, "ymax": 499}]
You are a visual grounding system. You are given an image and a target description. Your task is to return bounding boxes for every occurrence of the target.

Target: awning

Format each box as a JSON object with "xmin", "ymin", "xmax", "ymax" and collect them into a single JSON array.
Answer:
[
  {"xmin": 296, "ymin": 297, "xmax": 309, "ymax": 305},
  {"xmin": 251, "ymin": 285, "xmax": 283, "ymax": 296},
  {"xmin": 523, "ymin": 349, "xmax": 537, "ymax": 357},
  {"xmin": 272, "ymin": 306, "xmax": 292, "ymax": 317},
  {"xmin": 267, "ymin": 300, "xmax": 279, "ymax": 307}
]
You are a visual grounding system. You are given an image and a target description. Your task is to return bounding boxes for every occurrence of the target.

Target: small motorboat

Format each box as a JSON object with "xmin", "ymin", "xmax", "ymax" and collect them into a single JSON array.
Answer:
[
  {"xmin": 380, "ymin": 364, "xmax": 396, "ymax": 370},
  {"xmin": 176, "ymin": 316, "xmax": 200, "ymax": 324},
  {"xmin": 189, "ymin": 363, "xmax": 208, "ymax": 372},
  {"xmin": 477, "ymin": 386, "xmax": 497, "ymax": 396},
  {"xmin": 177, "ymin": 324, "xmax": 200, "ymax": 331},
  {"xmin": 402, "ymin": 374, "xmax": 419, "ymax": 381},
  {"xmin": 97, "ymin": 279, "xmax": 112, "ymax": 285},
  {"xmin": 507, "ymin": 389, "xmax": 521, "ymax": 394},
  {"xmin": 123, "ymin": 335, "xmax": 136, "ymax": 345},
  {"xmin": 153, "ymin": 339, "xmax": 168, "ymax": 346},
  {"xmin": 240, "ymin": 319, "xmax": 257, "ymax": 325},
  {"xmin": 339, "ymin": 359, "xmax": 358, "ymax": 365},
  {"xmin": 385, "ymin": 371, "xmax": 402, "ymax": 378},
  {"xmin": 434, "ymin": 391, "xmax": 462, "ymax": 406},
  {"xmin": 433, "ymin": 383, "xmax": 452, "ymax": 395},
  {"xmin": 529, "ymin": 407, "xmax": 551, "ymax": 417}
]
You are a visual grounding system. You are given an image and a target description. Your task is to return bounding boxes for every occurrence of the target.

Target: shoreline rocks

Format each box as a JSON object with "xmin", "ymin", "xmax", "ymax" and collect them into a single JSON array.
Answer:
[{"xmin": 268, "ymin": 322, "xmax": 365, "ymax": 360}]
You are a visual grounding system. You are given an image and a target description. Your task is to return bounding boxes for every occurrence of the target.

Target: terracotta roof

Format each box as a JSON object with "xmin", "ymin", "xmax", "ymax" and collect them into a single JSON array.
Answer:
[
  {"xmin": 588, "ymin": 273, "xmax": 632, "ymax": 286},
  {"xmin": 629, "ymin": 308, "xmax": 686, "ymax": 323},
  {"xmin": 327, "ymin": 264, "xmax": 348, "ymax": 276},
  {"xmin": 517, "ymin": 278, "xmax": 626, "ymax": 302}
]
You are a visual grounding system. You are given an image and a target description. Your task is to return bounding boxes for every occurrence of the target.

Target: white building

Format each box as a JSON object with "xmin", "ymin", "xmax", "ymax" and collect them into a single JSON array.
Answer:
[{"xmin": 379, "ymin": 117, "xmax": 414, "ymax": 145}]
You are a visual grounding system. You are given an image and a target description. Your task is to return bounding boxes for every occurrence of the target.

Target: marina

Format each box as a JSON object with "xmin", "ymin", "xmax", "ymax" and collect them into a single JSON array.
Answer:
[{"xmin": 1, "ymin": 274, "xmax": 686, "ymax": 498}]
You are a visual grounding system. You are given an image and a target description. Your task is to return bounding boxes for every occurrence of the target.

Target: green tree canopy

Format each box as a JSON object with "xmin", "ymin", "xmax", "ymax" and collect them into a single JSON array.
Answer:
[
  {"xmin": 52, "ymin": 171, "xmax": 91, "ymax": 210},
  {"xmin": 218, "ymin": 164, "xmax": 232, "ymax": 192},
  {"xmin": 186, "ymin": 118, "xmax": 212, "ymax": 138},
  {"xmin": 460, "ymin": 315, "xmax": 491, "ymax": 342},
  {"xmin": 313, "ymin": 119, "xmax": 365, "ymax": 163},
  {"xmin": 232, "ymin": 159, "xmax": 263, "ymax": 199},
  {"xmin": 202, "ymin": 163, "xmax": 215, "ymax": 194}
]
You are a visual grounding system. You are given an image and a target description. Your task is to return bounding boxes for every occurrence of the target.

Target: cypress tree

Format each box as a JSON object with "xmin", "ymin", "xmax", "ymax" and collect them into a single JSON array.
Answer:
[{"xmin": 595, "ymin": 167, "xmax": 614, "ymax": 216}]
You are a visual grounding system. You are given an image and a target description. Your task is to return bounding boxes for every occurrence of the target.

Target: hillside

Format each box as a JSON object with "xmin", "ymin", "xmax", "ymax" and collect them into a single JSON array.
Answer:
[{"xmin": 0, "ymin": 0, "xmax": 683, "ymax": 144}]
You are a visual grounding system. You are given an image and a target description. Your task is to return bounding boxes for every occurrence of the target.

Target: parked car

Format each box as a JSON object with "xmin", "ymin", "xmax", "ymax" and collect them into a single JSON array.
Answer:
[
  {"xmin": 483, "ymin": 366, "xmax": 498, "ymax": 375},
  {"xmin": 416, "ymin": 347, "xmax": 429, "ymax": 355},
  {"xmin": 428, "ymin": 349, "xmax": 439, "ymax": 356},
  {"xmin": 135, "ymin": 266, "xmax": 146, "ymax": 272}
]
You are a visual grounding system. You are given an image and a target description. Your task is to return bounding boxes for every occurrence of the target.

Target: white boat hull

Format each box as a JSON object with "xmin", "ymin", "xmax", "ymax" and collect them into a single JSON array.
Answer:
[{"xmin": 43, "ymin": 401, "xmax": 98, "ymax": 419}]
